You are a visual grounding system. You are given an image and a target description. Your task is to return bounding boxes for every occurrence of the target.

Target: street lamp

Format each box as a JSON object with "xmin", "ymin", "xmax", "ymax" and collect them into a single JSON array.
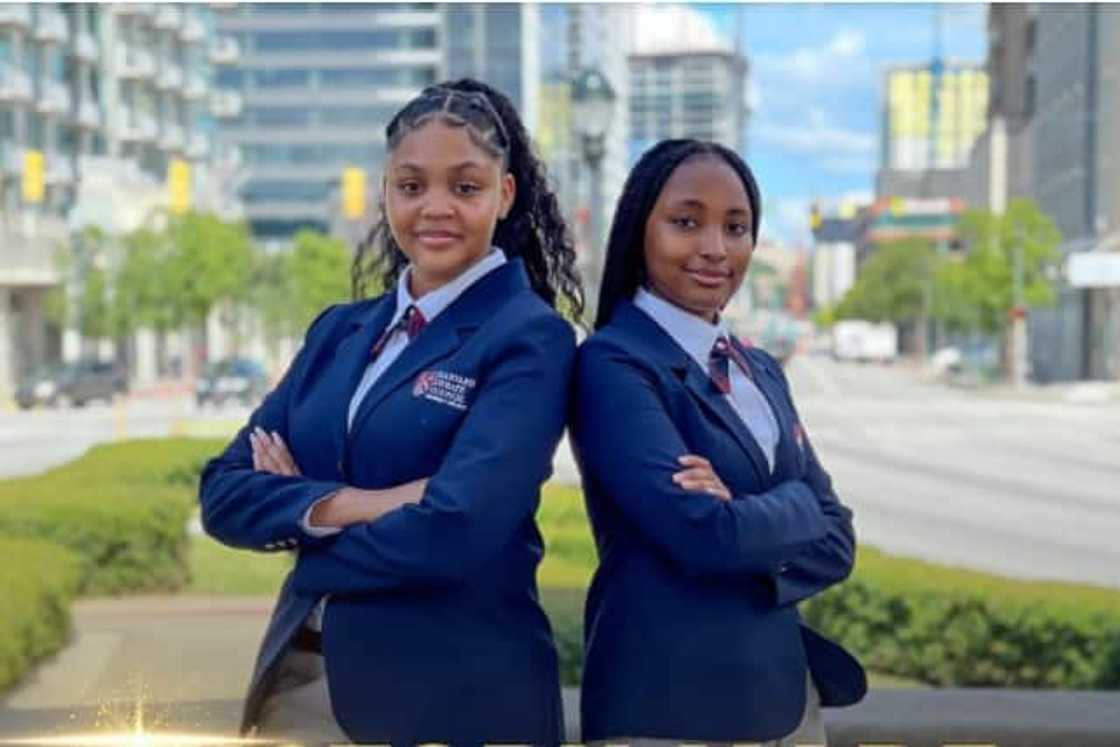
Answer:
[{"xmin": 571, "ymin": 68, "xmax": 616, "ymax": 314}]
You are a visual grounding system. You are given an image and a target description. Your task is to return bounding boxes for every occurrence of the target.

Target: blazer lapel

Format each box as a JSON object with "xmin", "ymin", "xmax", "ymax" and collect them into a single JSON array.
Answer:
[
  {"xmin": 331, "ymin": 296, "xmax": 397, "ymax": 456},
  {"xmin": 680, "ymin": 365, "xmax": 771, "ymax": 483},
  {"xmin": 613, "ymin": 302, "xmax": 771, "ymax": 483}
]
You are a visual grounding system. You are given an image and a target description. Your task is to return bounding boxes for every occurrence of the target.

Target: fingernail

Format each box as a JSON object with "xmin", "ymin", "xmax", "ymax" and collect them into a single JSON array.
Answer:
[{"xmin": 271, "ymin": 431, "xmax": 281, "ymax": 442}]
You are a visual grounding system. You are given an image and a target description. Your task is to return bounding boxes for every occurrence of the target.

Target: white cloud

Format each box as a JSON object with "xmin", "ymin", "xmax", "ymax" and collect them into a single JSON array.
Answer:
[
  {"xmin": 633, "ymin": 4, "xmax": 732, "ymax": 55},
  {"xmin": 755, "ymin": 28, "xmax": 872, "ymax": 89},
  {"xmin": 753, "ymin": 108, "xmax": 876, "ymax": 159}
]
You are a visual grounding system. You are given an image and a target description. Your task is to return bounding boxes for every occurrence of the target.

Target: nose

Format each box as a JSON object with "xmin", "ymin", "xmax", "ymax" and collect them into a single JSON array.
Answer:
[
  {"xmin": 697, "ymin": 225, "xmax": 729, "ymax": 262},
  {"xmin": 419, "ymin": 187, "xmax": 455, "ymax": 219}
]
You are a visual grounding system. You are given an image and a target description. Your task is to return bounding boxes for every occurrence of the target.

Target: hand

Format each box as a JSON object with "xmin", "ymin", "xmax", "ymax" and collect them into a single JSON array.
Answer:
[
  {"xmin": 249, "ymin": 426, "xmax": 301, "ymax": 477},
  {"xmin": 308, "ymin": 478, "xmax": 430, "ymax": 529},
  {"xmin": 673, "ymin": 454, "xmax": 732, "ymax": 501}
]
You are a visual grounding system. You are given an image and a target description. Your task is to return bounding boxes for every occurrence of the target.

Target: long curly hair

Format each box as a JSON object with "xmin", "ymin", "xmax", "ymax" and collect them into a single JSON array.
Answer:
[
  {"xmin": 351, "ymin": 78, "xmax": 584, "ymax": 323},
  {"xmin": 594, "ymin": 139, "xmax": 762, "ymax": 329}
]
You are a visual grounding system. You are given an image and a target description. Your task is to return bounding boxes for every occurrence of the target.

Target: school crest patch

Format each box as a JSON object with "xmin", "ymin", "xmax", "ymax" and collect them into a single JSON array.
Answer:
[{"xmin": 413, "ymin": 370, "xmax": 476, "ymax": 411}]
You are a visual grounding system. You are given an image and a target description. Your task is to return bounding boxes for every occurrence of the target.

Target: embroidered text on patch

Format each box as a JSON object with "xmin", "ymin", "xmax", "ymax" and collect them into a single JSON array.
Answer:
[{"xmin": 413, "ymin": 370, "xmax": 477, "ymax": 411}]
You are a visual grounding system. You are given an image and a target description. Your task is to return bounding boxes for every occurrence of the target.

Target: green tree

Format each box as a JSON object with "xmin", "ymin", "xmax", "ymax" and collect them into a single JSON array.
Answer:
[
  {"xmin": 953, "ymin": 198, "xmax": 1061, "ymax": 336},
  {"xmin": 835, "ymin": 239, "xmax": 934, "ymax": 325},
  {"xmin": 287, "ymin": 229, "xmax": 352, "ymax": 331},
  {"xmin": 164, "ymin": 212, "xmax": 256, "ymax": 327}
]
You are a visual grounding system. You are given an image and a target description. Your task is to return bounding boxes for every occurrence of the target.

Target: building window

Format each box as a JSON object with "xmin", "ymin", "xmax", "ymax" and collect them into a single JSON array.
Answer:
[{"xmin": 251, "ymin": 69, "xmax": 310, "ymax": 88}]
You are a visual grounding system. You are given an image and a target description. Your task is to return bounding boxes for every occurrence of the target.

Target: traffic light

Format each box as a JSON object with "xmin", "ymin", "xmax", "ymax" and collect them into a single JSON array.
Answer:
[
  {"xmin": 168, "ymin": 158, "xmax": 191, "ymax": 214},
  {"xmin": 22, "ymin": 149, "xmax": 44, "ymax": 204},
  {"xmin": 341, "ymin": 166, "xmax": 366, "ymax": 219},
  {"xmin": 809, "ymin": 204, "xmax": 821, "ymax": 231}
]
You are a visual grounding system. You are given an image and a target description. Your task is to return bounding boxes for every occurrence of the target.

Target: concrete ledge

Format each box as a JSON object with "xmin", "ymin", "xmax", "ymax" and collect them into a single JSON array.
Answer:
[{"xmin": 2, "ymin": 689, "xmax": 1119, "ymax": 746}]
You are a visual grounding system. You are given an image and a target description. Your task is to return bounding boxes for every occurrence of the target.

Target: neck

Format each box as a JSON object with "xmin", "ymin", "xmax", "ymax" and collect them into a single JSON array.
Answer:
[{"xmin": 644, "ymin": 286, "xmax": 719, "ymax": 325}]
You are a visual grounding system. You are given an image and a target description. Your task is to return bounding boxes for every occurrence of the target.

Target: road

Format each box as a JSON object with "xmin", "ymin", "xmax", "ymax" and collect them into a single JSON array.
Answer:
[
  {"xmin": 2, "ymin": 360, "xmax": 1118, "ymax": 588},
  {"xmin": 0, "ymin": 396, "xmax": 248, "ymax": 479},
  {"xmin": 785, "ymin": 354, "xmax": 1120, "ymax": 589}
]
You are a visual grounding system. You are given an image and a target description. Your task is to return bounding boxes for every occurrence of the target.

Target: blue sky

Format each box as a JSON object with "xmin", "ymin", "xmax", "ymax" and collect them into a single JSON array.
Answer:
[{"xmin": 694, "ymin": 3, "xmax": 988, "ymax": 246}]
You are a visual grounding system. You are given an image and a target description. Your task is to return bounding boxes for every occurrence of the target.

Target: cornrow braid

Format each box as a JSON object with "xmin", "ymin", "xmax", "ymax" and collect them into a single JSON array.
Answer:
[
  {"xmin": 351, "ymin": 78, "xmax": 585, "ymax": 325},
  {"xmin": 594, "ymin": 139, "xmax": 762, "ymax": 329}
]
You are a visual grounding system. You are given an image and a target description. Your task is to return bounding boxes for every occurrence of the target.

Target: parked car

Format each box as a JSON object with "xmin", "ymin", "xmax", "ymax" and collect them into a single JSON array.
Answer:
[
  {"xmin": 195, "ymin": 357, "xmax": 269, "ymax": 407},
  {"xmin": 15, "ymin": 360, "xmax": 127, "ymax": 409}
]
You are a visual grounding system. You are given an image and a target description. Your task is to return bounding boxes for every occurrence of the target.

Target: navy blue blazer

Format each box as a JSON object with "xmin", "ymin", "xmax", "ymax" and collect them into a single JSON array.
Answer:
[
  {"xmin": 570, "ymin": 300, "xmax": 866, "ymax": 742},
  {"xmin": 198, "ymin": 260, "xmax": 573, "ymax": 746}
]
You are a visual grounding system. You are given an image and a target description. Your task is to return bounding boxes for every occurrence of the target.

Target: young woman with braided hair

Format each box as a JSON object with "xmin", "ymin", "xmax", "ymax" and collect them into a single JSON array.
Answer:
[
  {"xmin": 571, "ymin": 139, "xmax": 866, "ymax": 746},
  {"xmin": 200, "ymin": 78, "xmax": 582, "ymax": 745}
]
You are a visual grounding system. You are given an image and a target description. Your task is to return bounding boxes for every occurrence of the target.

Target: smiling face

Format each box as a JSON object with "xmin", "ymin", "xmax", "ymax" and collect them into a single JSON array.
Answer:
[
  {"xmin": 384, "ymin": 118, "xmax": 516, "ymax": 298},
  {"xmin": 641, "ymin": 154, "xmax": 754, "ymax": 323}
]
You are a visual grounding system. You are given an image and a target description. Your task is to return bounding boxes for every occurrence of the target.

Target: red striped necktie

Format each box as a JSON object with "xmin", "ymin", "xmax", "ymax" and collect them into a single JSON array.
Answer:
[
  {"xmin": 709, "ymin": 335, "xmax": 752, "ymax": 394},
  {"xmin": 370, "ymin": 304, "xmax": 426, "ymax": 360}
]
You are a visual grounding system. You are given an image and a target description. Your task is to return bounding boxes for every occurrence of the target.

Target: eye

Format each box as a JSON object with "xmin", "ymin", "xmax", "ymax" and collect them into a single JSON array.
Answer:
[
  {"xmin": 727, "ymin": 222, "xmax": 749, "ymax": 237},
  {"xmin": 670, "ymin": 216, "xmax": 698, "ymax": 230},
  {"xmin": 396, "ymin": 180, "xmax": 422, "ymax": 196},
  {"xmin": 454, "ymin": 182, "xmax": 481, "ymax": 196}
]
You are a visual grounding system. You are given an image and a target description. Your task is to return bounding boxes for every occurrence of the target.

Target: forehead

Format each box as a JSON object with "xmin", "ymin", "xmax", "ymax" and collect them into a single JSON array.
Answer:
[
  {"xmin": 657, "ymin": 155, "xmax": 751, "ymax": 212},
  {"xmin": 388, "ymin": 119, "xmax": 500, "ymax": 169}
]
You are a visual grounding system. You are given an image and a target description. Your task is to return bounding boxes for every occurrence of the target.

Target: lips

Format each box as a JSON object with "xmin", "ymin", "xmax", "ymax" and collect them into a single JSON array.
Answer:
[
  {"xmin": 415, "ymin": 229, "xmax": 463, "ymax": 248},
  {"xmin": 686, "ymin": 268, "xmax": 731, "ymax": 288}
]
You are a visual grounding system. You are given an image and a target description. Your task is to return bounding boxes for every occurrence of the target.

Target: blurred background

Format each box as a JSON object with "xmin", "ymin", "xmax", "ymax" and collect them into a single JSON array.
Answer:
[{"xmin": 1, "ymin": 3, "xmax": 1118, "ymax": 741}]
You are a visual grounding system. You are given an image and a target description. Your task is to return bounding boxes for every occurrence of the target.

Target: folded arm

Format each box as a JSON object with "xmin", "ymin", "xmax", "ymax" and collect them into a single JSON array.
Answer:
[
  {"xmin": 572, "ymin": 342, "xmax": 829, "ymax": 581},
  {"xmin": 290, "ymin": 315, "xmax": 576, "ymax": 595}
]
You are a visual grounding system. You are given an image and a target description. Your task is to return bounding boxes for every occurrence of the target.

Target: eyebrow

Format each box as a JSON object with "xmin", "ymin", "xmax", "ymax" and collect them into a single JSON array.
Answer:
[
  {"xmin": 666, "ymin": 198, "xmax": 751, "ymax": 216},
  {"xmin": 390, "ymin": 160, "xmax": 489, "ymax": 173}
]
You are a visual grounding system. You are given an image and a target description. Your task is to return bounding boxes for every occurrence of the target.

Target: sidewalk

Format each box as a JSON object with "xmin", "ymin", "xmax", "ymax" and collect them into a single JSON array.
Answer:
[{"xmin": 2, "ymin": 595, "xmax": 1118, "ymax": 746}]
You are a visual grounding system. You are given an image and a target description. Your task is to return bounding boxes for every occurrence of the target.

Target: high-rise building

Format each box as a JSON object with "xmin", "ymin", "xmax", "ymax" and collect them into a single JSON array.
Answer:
[
  {"xmin": 213, "ymin": 3, "xmax": 546, "ymax": 245},
  {"xmin": 1, "ymin": 3, "xmax": 224, "ymax": 400},
  {"xmin": 876, "ymin": 62, "xmax": 988, "ymax": 199},
  {"xmin": 211, "ymin": 3, "xmax": 441, "ymax": 243},
  {"xmin": 1025, "ymin": 4, "xmax": 1120, "ymax": 382},
  {"xmin": 443, "ymin": 4, "xmax": 539, "ymax": 133},
  {"xmin": 627, "ymin": 6, "xmax": 746, "ymax": 159}
]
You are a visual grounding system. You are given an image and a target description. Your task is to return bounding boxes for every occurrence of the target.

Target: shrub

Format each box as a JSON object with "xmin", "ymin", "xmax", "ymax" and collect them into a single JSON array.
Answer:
[
  {"xmin": 0, "ymin": 539, "xmax": 83, "ymax": 691},
  {"xmin": 0, "ymin": 439, "xmax": 223, "ymax": 594}
]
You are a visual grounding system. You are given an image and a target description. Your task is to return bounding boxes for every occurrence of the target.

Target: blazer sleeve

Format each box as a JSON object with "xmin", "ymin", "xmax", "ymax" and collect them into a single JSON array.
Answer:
[
  {"xmin": 759, "ymin": 353, "xmax": 857, "ymax": 607},
  {"xmin": 289, "ymin": 314, "xmax": 576, "ymax": 595},
  {"xmin": 571, "ymin": 340, "xmax": 829, "ymax": 581},
  {"xmin": 198, "ymin": 305, "xmax": 349, "ymax": 553}
]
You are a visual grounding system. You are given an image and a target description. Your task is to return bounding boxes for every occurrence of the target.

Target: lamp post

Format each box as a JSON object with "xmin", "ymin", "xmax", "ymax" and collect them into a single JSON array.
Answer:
[{"xmin": 571, "ymin": 68, "xmax": 616, "ymax": 316}]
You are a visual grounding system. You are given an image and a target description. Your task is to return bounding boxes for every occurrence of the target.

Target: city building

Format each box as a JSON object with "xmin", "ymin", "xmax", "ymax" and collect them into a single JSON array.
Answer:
[
  {"xmin": 213, "ymin": 3, "xmax": 547, "ymax": 245},
  {"xmin": 1024, "ymin": 4, "xmax": 1120, "ymax": 382},
  {"xmin": 1, "ymin": 3, "xmax": 225, "ymax": 401},
  {"xmin": 628, "ymin": 5, "xmax": 748, "ymax": 159},
  {"xmin": 877, "ymin": 62, "xmax": 989, "ymax": 200},
  {"xmin": 809, "ymin": 199, "xmax": 867, "ymax": 310},
  {"xmin": 210, "ymin": 3, "xmax": 440, "ymax": 243}
]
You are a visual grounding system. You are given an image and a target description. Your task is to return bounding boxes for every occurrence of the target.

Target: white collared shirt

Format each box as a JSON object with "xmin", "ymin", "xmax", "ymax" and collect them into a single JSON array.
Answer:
[
  {"xmin": 346, "ymin": 247, "xmax": 507, "ymax": 430},
  {"xmin": 633, "ymin": 287, "xmax": 780, "ymax": 471}
]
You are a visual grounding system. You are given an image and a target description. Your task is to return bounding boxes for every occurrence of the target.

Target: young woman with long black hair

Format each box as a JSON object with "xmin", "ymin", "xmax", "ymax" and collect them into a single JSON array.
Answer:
[
  {"xmin": 571, "ymin": 139, "xmax": 865, "ymax": 746},
  {"xmin": 200, "ymin": 79, "xmax": 582, "ymax": 746}
]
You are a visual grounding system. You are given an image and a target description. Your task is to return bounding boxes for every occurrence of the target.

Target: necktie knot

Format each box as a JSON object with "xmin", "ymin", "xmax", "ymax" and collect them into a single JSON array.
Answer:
[
  {"xmin": 371, "ymin": 304, "xmax": 427, "ymax": 360},
  {"xmin": 402, "ymin": 305, "xmax": 426, "ymax": 340}
]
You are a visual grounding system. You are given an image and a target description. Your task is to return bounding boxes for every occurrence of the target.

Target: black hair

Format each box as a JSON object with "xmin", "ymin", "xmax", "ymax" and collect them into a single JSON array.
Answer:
[
  {"xmin": 352, "ymin": 78, "xmax": 584, "ymax": 323},
  {"xmin": 593, "ymin": 139, "xmax": 762, "ymax": 329}
]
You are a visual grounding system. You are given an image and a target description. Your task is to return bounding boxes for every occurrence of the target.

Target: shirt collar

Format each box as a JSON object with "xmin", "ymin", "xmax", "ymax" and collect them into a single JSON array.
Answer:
[
  {"xmin": 633, "ymin": 287, "xmax": 730, "ymax": 371},
  {"xmin": 394, "ymin": 248, "xmax": 507, "ymax": 326}
]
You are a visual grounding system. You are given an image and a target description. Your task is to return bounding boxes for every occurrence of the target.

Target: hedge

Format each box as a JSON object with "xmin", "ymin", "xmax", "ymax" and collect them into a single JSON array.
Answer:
[
  {"xmin": 802, "ymin": 547, "xmax": 1120, "ymax": 689},
  {"xmin": 539, "ymin": 486, "xmax": 1120, "ymax": 689},
  {"xmin": 0, "ymin": 438, "xmax": 222, "ymax": 594},
  {"xmin": 0, "ymin": 538, "xmax": 83, "ymax": 692}
]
